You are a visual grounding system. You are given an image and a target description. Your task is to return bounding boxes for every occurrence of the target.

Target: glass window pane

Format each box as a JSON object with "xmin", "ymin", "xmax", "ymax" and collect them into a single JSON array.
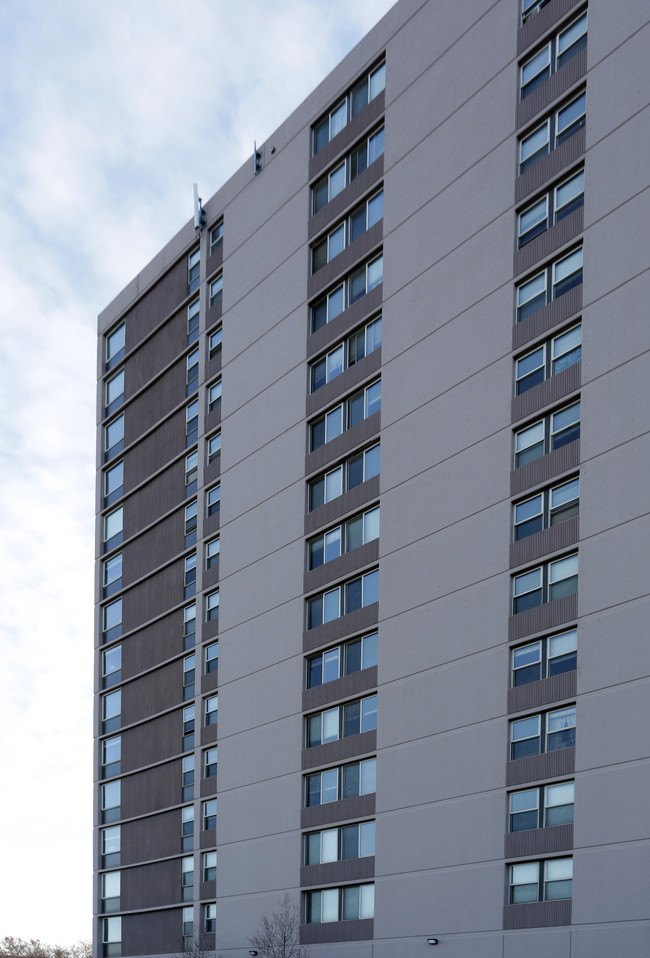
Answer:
[
  {"xmin": 325, "ymin": 468, "xmax": 342, "ymax": 502},
  {"xmin": 363, "ymin": 506, "xmax": 380, "ymax": 543},
  {"xmin": 329, "ymin": 163, "xmax": 346, "ymax": 199},
  {"xmin": 360, "ymin": 884, "xmax": 375, "ymax": 918},
  {"xmin": 362, "ymin": 569, "xmax": 379, "ymax": 606},
  {"xmin": 364, "ymin": 444, "xmax": 380, "ymax": 478},
  {"xmin": 321, "ymin": 888, "xmax": 339, "ymax": 922},
  {"xmin": 369, "ymin": 63, "xmax": 385, "ymax": 99},
  {"xmin": 359, "ymin": 821, "xmax": 375, "ymax": 857},
  {"xmin": 321, "ymin": 829, "xmax": 338, "ymax": 863},
  {"xmin": 557, "ymin": 94, "xmax": 585, "ymax": 136},
  {"xmin": 549, "ymin": 554, "xmax": 578, "ymax": 583},
  {"xmin": 520, "ymin": 123, "xmax": 549, "ymax": 164},
  {"xmin": 360, "ymin": 758, "xmax": 376, "ymax": 794},
  {"xmin": 323, "ymin": 588, "xmax": 340, "ymax": 622},
  {"xmin": 521, "ymin": 46, "xmax": 550, "ymax": 87},
  {"xmin": 328, "ymin": 285, "xmax": 344, "ymax": 320},
  {"xmin": 367, "ymin": 191, "xmax": 383, "ymax": 228},
  {"xmin": 368, "ymin": 127, "xmax": 384, "ymax": 164},
  {"xmin": 519, "ymin": 198, "xmax": 547, "ymax": 237},
  {"xmin": 361, "ymin": 632, "xmax": 378, "ymax": 668},
  {"xmin": 367, "ymin": 255, "xmax": 383, "ymax": 290},
  {"xmin": 342, "ymin": 885, "xmax": 359, "ymax": 920},
  {"xmin": 330, "ymin": 101, "xmax": 347, "ymax": 138},
  {"xmin": 346, "ymin": 515, "xmax": 363, "ymax": 552},
  {"xmin": 322, "ymin": 648, "xmax": 340, "ymax": 683}
]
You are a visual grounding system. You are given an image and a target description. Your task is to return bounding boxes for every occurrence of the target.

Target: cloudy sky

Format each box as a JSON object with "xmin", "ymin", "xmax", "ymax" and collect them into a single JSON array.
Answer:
[{"xmin": 0, "ymin": 0, "xmax": 395, "ymax": 945}]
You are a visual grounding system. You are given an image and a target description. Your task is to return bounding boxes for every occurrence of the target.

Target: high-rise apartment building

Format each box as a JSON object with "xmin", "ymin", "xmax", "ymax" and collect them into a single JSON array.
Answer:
[{"xmin": 94, "ymin": 1, "xmax": 650, "ymax": 955}]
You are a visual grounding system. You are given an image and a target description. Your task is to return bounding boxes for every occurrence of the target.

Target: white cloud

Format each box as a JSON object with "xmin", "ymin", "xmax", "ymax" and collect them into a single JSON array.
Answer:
[{"xmin": 0, "ymin": 0, "xmax": 395, "ymax": 943}]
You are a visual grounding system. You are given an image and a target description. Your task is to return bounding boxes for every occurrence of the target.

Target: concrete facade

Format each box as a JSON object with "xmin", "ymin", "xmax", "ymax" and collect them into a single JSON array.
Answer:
[{"xmin": 94, "ymin": 1, "xmax": 650, "ymax": 956}]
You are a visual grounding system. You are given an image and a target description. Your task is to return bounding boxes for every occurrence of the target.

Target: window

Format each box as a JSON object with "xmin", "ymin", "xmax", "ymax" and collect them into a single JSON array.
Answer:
[
  {"xmin": 311, "ymin": 254, "xmax": 383, "ymax": 333},
  {"xmin": 188, "ymin": 248, "xmax": 200, "ymax": 293},
  {"xmin": 104, "ymin": 507, "xmax": 124, "ymax": 549},
  {"xmin": 187, "ymin": 297, "xmax": 200, "ymax": 343},
  {"xmin": 312, "ymin": 126, "xmax": 385, "ymax": 214},
  {"xmin": 206, "ymin": 537, "xmax": 220, "ymax": 569},
  {"xmin": 204, "ymin": 903, "xmax": 216, "ymax": 933},
  {"xmin": 182, "ymin": 906, "xmax": 193, "ymax": 950},
  {"xmin": 512, "ymin": 553, "xmax": 578, "ymax": 613},
  {"xmin": 305, "ymin": 821, "xmax": 375, "ymax": 865},
  {"xmin": 105, "ymin": 370, "xmax": 125, "ymax": 415},
  {"xmin": 207, "ymin": 432, "xmax": 221, "ymax": 464},
  {"xmin": 102, "ymin": 645, "xmax": 122, "ymax": 689},
  {"xmin": 203, "ymin": 851, "xmax": 217, "ymax": 882},
  {"xmin": 509, "ymin": 781, "xmax": 575, "ymax": 831},
  {"xmin": 209, "ymin": 274, "xmax": 223, "ymax": 307},
  {"xmin": 184, "ymin": 552, "xmax": 197, "ymax": 598},
  {"xmin": 102, "ymin": 825, "xmax": 121, "ymax": 867},
  {"xmin": 105, "ymin": 414, "xmax": 124, "ymax": 460},
  {"xmin": 515, "ymin": 323, "xmax": 581, "ymax": 394},
  {"xmin": 512, "ymin": 628, "xmax": 577, "ymax": 687},
  {"xmin": 311, "ymin": 316, "xmax": 382, "ymax": 393},
  {"xmin": 306, "ymin": 757, "xmax": 376, "ymax": 806},
  {"xmin": 183, "ymin": 704, "xmax": 195, "ymax": 751},
  {"xmin": 208, "ymin": 379, "xmax": 222, "ymax": 412},
  {"xmin": 312, "ymin": 61, "xmax": 385, "ymax": 154},
  {"xmin": 204, "ymin": 746, "xmax": 218, "ymax": 778},
  {"xmin": 210, "ymin": 221, "xmax": 224, "ymax": 255},
  {"xmin": 204, "ymin": 694, "xmax": 218, "ymax": 726},
  {"xmin": 101, "ymin": 780, "xmax": 121, "ymax": 823},
  {"xmin": 206, "ymin": 591, "xmax": 220, "ymax": 621},
  {"xmin": 185, "ymin": 500, "xmax": 198, "ymax": 547},
  {"xmin": 102, "ymin": 735, "xmax": 121, "ymax": 777},
  {"xmin": 519, "ymin": 91, "xmax": 586, "ymax": 174},
  {"xmin": 516, "ymin": 247, "xmax": 583, "ymax": 322},
  {"xmin": 307, "ymin": 631, "xmax": 377, "ymax": 689},
  {"xmin": 310, "ymin": 380, "xmax": 380, "ymax": 451},
  {"xmin": 206, "ymin": 483, "xmax": 221, "ymax": 517},
  {"xmin": 308, "ymin": 442, "xmax": 379, "ymax": 511},
  {"xmin": 183, "ymin": 653, "xmax": 195, "ymax": 700},
  {"xmin": 510, "ymin": 858, "xmax": 572, "ymax": 902},
  {"xmin": 181, "ymin": 805, "xmax": 194, "ymax": 851},
  {"xmin": 104, "ymin": 461, "xmax": 124, "ymax": 506},
  {"xmin": 103, "ymin": 552, "xmax": 122, "ymax": 597},
  {"xmin": 182, "ymin": 856, "xmax": 194, "ymax": 901},
  {"xmin": 184, "ymin": 603, "xmax": 197, "ymax": 649},
  {"xmin": 306, "ymin": 883, "xmax": 375, "ymax": 923},
  {"xmin": 209, "ymin": 326, "xmax": 222, "ymax": 357},
  {"xmin": 307, "ymin": 694, "xmax": 377, "ymax": 747},
  {"xmin": 102, "ymin": 916, "xmax": 121, "ymax": 957},
  {"xmin": 311, "ymin": 190, "xmax": 383, "ymax": 273},
  {"xmin": 307, "ymin": 568, "xmax": 378, "ymax": 629},
  {"xmin": 308, "ymin": 506, "xmax": 379, "ymax": 570},
  {"xmin": 521, "ymin": 0, "xmax": 550, "ymax": 23},
  {"xmin": 186, "ymin": 400, "xmax": 199, "ymax": 446},
  {"xmin": 102, "ymin": 690, "xmax": 121, "ymax": 733},
  {"xmin": 514, "ymin": 476, "xmax": 579, "ymax": 540},
  {"xmin": 101, "ymin": 871, "xmax": 120, "ymax": 913},
  {"xmin": 518, "ymin": 169, "xmax": 584, "ymax": 246},
  {"xmin": 106, "ymin": 324, "xmax": 126, "ymax": 370},
  {"xmin": 510, "ymin": 705, "xmax": 576, "ymax": 759},
  {"xmin": 514, "ymin": 401, "xmax": 580, "ymax": 467},
  {"xmin": 520, "ymin": 13, "xmax": 587, "ymax": 99},
  {"xmin": 186, "ymin": 347, "xmax": 199, "ymax": 394},
  {"xmin": 205, "ymin": 641, "xmax": 219, "ymax": 674},
  {"xmin": 185, "ymin": 451, "xmax": 198, "ymax": 490},
  {"xmin": 203, "ymin": 798, "xmax": 217, "ymax": 830},
  {"xmin": 182, "ymin": 755, "xmax": 194, "ymax": 800}
]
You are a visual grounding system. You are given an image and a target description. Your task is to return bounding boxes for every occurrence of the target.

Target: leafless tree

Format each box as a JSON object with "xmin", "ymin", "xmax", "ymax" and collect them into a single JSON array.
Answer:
[
  {"xmin": 0, "ymin": 939, "xmax": 91, "ymax": 958},
  {"xmin": 248, "ymin": 895, "xmax": 309, "ymax": 958}
]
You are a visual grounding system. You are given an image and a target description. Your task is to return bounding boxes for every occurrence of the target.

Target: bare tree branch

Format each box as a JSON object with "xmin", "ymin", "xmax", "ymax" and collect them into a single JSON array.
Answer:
[{"xmin": 249, "ymin": 895, "xmax": 309, "ymax": 958}]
